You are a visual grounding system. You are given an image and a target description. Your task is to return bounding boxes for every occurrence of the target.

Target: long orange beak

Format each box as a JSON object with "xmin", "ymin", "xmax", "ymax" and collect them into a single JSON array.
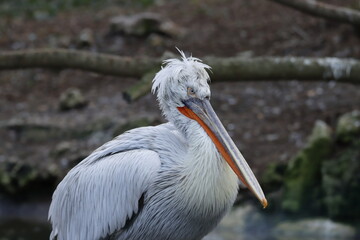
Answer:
[{"xmin": 178, "ymin": 98, "xmax": 267, "ymax": 208}]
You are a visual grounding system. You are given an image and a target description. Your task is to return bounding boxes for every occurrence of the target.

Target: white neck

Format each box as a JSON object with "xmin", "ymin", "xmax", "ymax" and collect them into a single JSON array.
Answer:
[{"xmin": 175, "ymin": 120, "xmax": 239, "ymax": 216}]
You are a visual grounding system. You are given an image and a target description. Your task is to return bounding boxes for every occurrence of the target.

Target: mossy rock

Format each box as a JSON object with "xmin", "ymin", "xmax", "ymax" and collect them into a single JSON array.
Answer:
[
  {"xmin": 265, "ymin": 112, "xmax": 360, "ymax": 220},
  {"xmin": 261, "ymin": 162, "xmax": 287, "ymax": 211},
  {"xmin": 281, "ymin": 120, "xmax": 332, "ymax": 214},
  {"xmin": 336, "ymin": 110, "xmax": 360, "ymax": 143},
  {"xmin": 0, "ymin": 159, "xmax": 58, "ymax": 197},
  {"xmin": 0, "ymin": 160, "xmax": 37, "ymax": 193},
  {"xmin": 322, "ymin": 136, "xmax": 360, "ymax": 220},
  {"xmin": 59, "ymin": 87, "xmax": 88, "ymax": 111},
  {"xmin": 262, "ymin": 162, "xmax": 287, "ymax": 193}
]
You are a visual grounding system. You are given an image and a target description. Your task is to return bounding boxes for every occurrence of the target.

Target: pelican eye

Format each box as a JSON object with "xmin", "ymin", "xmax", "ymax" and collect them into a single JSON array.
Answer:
[{"xmin": 187, "ymin": 87, "xmax": 196, "ymax": 97}]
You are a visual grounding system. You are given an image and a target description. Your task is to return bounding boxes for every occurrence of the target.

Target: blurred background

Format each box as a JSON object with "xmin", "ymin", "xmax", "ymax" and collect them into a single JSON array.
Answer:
[{"xmin": 0, "ymin": 0, "xmax": 359, "ymax": 239}]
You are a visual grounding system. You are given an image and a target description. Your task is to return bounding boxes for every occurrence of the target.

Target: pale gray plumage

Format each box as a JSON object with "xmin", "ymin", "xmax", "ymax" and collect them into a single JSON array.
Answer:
[{"xmin": 49, "ymin": 50, "xmax": 266, "ymax": 240}]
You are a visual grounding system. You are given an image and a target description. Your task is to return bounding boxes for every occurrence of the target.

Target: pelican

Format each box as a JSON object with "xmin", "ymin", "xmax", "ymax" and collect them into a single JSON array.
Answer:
[{"xmin": 49, "ymin": 50, "xmax": 267, "ymax": 240}]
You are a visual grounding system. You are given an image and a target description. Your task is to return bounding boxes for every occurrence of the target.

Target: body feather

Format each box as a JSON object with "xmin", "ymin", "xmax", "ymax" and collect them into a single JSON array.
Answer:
[{"xmin": 49, "ymin": 123, "xmax": 238, "ymax": 240}]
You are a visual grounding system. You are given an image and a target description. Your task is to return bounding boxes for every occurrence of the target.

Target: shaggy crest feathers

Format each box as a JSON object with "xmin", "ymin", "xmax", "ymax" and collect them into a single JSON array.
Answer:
[{"xmin": 151, "ymin": 49, "xmax": 211, "ymax": 98}]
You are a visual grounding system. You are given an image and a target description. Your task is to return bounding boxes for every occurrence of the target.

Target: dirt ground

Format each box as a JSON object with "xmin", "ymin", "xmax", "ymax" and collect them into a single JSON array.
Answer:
[{"xmin": 0, "ymin": 0, "xmax": 360, "ymax": 183}]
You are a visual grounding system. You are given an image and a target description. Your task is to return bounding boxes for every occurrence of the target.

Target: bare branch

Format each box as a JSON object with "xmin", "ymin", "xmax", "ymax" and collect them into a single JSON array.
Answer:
[
  {"xmin": 205, "ymin": 56, "xmax": 360, "ymax": 84},
  {"xmin": 268, "ymin": 0, "xmax": 360, "ymax": 26},
  {"xmin": 0, "ymin": 48, "xmax": 160, "ymax": 78},
  {"xmin": 121, "ymin": 57, "xmax": 360, "ymax": 101},
  {"xmin": 0, "ymin": 49, "xmax": 359, "ymax": 88}
]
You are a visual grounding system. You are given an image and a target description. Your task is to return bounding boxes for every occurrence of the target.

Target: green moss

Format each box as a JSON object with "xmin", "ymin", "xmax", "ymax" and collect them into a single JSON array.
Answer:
[
  {"xmin": 0, "ymin": 161, "xmax": 35, "ymax": 193},
  {"xmin": 336, "ymin": 110, "xmax": 360, "ymax": 143},
  {"xmin": 261, "ymin": 162, "xmax": 287, "ymax": 211},
  {"xmin": 282, "ymin": 121, "xmax": 332, "ymax": 214},
  {"xmin": 262, "ymin": 162, "xmax": 287, "ymax": 192},
  {"xmin": 322, "ymin": 137, "xmax": 360, "ymax": 220},
  {"xmin": 280, "ymin": 114, "xmax": 360, "ymax": 220},
  {"xmin": 0, "ymin": 160, "xmax": 57, "ymax": 196}
]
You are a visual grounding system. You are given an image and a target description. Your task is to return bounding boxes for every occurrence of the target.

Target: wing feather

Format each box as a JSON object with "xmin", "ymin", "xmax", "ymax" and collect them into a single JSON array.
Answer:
[{"xmin": 49, "ymin": 149, "xmax": 160, "ymax": 240}]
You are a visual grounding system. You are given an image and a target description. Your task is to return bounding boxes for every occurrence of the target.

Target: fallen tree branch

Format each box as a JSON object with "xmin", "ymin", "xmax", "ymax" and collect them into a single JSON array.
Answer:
[
  {"xmin": 121, "ymin": 57, "xmax": 360, "ymax": 102},
  {"xmin": 0, "ymin": 48, "xmax": 160, "ymax": 78},
  {"xmin": 0, "ymin": 49, "xmax": 359, "ymax": 88},
  {"xmin": 206, "ymin": 56, "xmax": 360, "ymax": 84},
  {"xmin": 268, "ymin": 0, "xmax": 360, "ymax": 26}
]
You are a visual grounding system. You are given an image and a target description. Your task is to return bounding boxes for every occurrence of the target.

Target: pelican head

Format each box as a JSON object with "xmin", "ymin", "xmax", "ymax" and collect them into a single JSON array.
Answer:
[
  {"xmin": 152, "ymin": 50, "xmax": 267, "ymax": 208},
  {"xmin": 152, "ymin": 51, "xmax": 211, "ymax": 121}
]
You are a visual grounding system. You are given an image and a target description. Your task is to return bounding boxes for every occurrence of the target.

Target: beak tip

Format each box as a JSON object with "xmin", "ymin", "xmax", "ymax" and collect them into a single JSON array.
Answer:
[{"xmin": 261, "ymin": 198, "xmax": 268, "ymax": 209}]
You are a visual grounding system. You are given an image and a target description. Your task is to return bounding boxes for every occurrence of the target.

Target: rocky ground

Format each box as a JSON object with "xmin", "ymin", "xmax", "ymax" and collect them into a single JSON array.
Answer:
[{"xmin": 0, "ymin": 0, "xmax": 360, "ymax": 239}]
